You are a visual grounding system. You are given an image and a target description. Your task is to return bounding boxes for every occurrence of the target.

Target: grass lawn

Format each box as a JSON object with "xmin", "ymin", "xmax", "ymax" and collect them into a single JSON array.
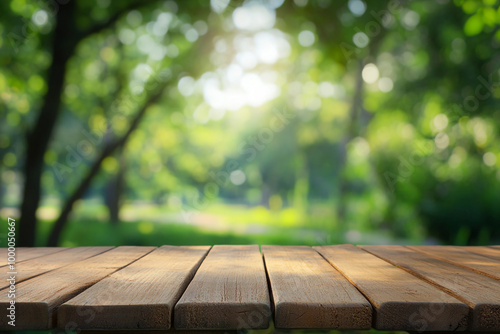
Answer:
[{"xmin": 35, "ymin": 219, "xmax": 336, "ymax": 247}]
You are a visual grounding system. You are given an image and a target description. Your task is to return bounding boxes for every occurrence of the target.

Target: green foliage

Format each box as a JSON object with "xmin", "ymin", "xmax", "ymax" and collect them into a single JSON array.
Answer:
[{"xmin": 1, "ymin": 0, "xmax": 500, "ymax": 246}]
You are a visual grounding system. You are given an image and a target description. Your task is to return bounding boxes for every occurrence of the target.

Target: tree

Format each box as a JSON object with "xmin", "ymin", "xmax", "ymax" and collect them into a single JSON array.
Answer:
[
  {"xmin": 17, "ymin": 0, "xmax": 163, "ymax": 246},
  {"xmin": 45, "ymin": 0, "xmax": 220, "ymax": 245}
]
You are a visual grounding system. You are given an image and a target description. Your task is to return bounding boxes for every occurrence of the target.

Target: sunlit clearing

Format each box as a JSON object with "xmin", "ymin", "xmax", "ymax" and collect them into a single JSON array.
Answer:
[
  {"xmin": 192, "ymin": 4, "xmax": 291, "ymax": 116},
  {"xmin": 201, "ymin": 71, "xmax": 281, "ymax": 111}
]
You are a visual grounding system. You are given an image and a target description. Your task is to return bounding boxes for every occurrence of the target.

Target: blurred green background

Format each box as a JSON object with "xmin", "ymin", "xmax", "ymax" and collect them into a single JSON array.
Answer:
[{"xmin": 0, "ymin": 0, "xmax": 499, "ymax": 248}]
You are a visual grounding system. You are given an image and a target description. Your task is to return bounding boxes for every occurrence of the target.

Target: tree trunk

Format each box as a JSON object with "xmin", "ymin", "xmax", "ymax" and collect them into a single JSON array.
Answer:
[
  {"xmin": 18, "ymin": 1, "xmax": 165, "ymax": 247},
  {"xmin": 45, "ymin": 17, "xmax": 215, "ymax": 246},
  {"xmin": 18, "ymin": 1, "xmax": 76, "ymax": 247},
  {"xmin": 105, "ymin": 150, "xmax": 126, "ymax": 225},
  {"xmin": 336, "ymin": 59, "xmax": 364, "ymax": 224},
  {"xmin": 335, "ymin": 17, "xmax": 388, "ymax": 228}
]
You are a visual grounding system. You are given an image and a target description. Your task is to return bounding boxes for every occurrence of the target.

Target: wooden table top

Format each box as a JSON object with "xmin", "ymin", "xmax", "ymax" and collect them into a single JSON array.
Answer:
[{"xmin": 1, "ymin": 244, "xmax": 499, "ymax": 332}]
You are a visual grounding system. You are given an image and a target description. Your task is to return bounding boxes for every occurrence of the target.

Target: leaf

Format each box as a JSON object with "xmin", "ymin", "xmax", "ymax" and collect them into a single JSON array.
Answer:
[
  {"xmin": 464, "ymin": 14, "xmax": 484, "ymax": 35},
  {"xmin": 482, "ymin": 7, "xmax": 497, "ymax": 26}
]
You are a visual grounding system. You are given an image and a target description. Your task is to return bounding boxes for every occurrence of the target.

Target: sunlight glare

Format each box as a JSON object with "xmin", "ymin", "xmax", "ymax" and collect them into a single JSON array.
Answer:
[
  {"xmin": 226, "ymin": 64, "xmax": 244, "ymax": 83},
  {"xmin": 255, "ymin": 32, "xmax": 280, "ymax": 63},
  {"xmin": 377, "ymin": 77, "xmax": 393, "ymax": 92},
  {"xmin": 178, "ymin": 76, "xmax": 196, "ymax": 96},
  {"xmin": 348, "ymin": 0, "xmax": 366, "ymax": 17},
  {"xmin": 233, "ymin": 5, "xmax": 275, "ymax": 31},
  {"xmin": 236, "ymin": 52, "xmax": 258, "ymax": 69},
  {"xmin": 353, "ymin": 32, "xmax": 369, "ymax": 48},
  {"xmin": 230, "ymin": 170, "xmax": 246, "ymax": 185},
  {"xmin": 211, "ymin": 0, "xmax": 230, "ymax": 13},
  {"xmin": 298, "ymin": 30, "xmax": 315, "ymax": 47},
  {"xmin": 195, "ymin": 4, "xmax": 290, "ymax": 116},
  {"xmin": 362, "ymin": 63, "xmax": 379, "ymax": 84},
  {"xmin": 483, "ymin": 152, "xmax": 497, "ymax": 167}
]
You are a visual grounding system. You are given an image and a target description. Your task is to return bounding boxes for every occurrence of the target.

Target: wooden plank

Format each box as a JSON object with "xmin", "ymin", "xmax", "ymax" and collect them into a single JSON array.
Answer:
[
  {"xmin": 174, "ymin": 245, "xmax": 270, "ymax": 330},
  {"xmin": 0, "ymin": 247, "xmax": 112, "ymax": 290},
  {"xmin": 0, "ymin": 247, "xmax": 67, "ymax": 267},
  {"xmin": 78, "ymin": 329, "xmax": 238, "ymax": 334},
  {"xmin": 362, "ymin": 245, "xmax": 500, "ymax": 331},
  {"xmin": 79, "ymin": 330, "xmax": 237, "ymax": 334},
  {"xmin": 0, "ymin": 246, "xmax": 154, "ymax": 330},
  {"xmin": 262, "ymin": 245, "xmax": 372, "ymax": 329},
  {"xmin": 57, "ymin": 246, "xmax": 210, "ymax": 330},
  {"xmin": 407, "ymin": 331, "xmax": 496, "ymax": 334},
  {"xmin": 315, "ymin": 245, "xmax": 468, "ymax": 331},
  {"xmin": 465, "ymin": 246, "xmax": 500, "ymax": 261},
  {"xmin": 409, "ymin": 245, "xmax": 500, "ymax": 280}
]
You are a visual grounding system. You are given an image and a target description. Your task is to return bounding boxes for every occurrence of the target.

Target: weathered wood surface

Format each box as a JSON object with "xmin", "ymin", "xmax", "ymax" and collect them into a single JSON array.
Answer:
[
  {"xmin": 57, "ymin": 246, "xmax": 210, "ymax": 330},
  {"xmin": 263, "ymin": 245, "xmax": 372, "ymax": 329},
  {"xmin": 0, "ymin": 247, "xmax": 66, "ymax": 267},
  {"xmin": 0, "ymin": 246, "xmax": 153, "ymax": 330},
  {"xmin": 465, "ymin": 246, "xmax": 500, "ymax": 261},
  {"xmin": 0, "ymin": 247, "xmax": 112, "ymax": 290},
  {"xmin": 362, "ymin": 245, "xmax": 500, "ymax": 331},
  {"xmin": 0, "ymin": 244, "xmax": 499, "ymax": 332},
  {"xmin": 409, "ymin": 245, "xmax": 500, "ymax": 280},
  {"xmin": 79, "ymin": 331, "xmax": 238, "ymax": 334},
  {"xmin": 174, "ymin": 245, "xmax": 270, "ymax": 330},
  {"xmin": 316, "ymin": 245, "xmax": 469, "ymax": 331}
]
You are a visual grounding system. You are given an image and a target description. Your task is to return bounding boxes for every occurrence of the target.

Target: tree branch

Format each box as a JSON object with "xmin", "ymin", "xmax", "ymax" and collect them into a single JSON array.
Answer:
[
  {"xmin": 77, "ymin": 0, "xmax": 158, "ymax": 41},
  {"xmin": 46, "ymin": 84, "xmax": 167, "ymax": 246}
]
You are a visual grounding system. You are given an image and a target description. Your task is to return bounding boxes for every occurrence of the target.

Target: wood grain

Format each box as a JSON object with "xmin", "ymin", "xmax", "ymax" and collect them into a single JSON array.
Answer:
[
  {"xmin": 362, "ymin": 245, "xmax": 500, "ymax": 331},
  {"xmin": 409, "ymin": 245, "xmax": 500, "ymax": 280},
  {"xmin": 79, "ymin": 330, "xmax": 237, "ymax": 334},
  {"xmin": 174, "ymin": 245, "xmax": 270, "ymax": 330},
  {"xmin": 0, "ymin": 247, "xmax": 67, "ymax": 267},
  {"xmin": 0, "ymin": 247, "xmax": 112, "ymax": 290},
  {"xmin": 0, "ymin": 246, "xmax": 154, "ymax": 330},
  {"xmin": 263, "ymin": 245, "xmax": 371, "ymax": 329},
  {"xmin": 57, "ymin": 246, "xmax": 210, "ymax": 330},
  {"xmin": 465, "ymin": 246, "xmax": 500, "ymax": 261},
  {"xmin": 315, "ymin": 245, "xmax": 468, "ymax": 331}
]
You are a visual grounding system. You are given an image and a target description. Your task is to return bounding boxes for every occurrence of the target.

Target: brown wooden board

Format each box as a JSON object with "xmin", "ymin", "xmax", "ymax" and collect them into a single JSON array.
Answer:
[
  {"xmin": 315, "ymin": 245, "xmax": 469, "ymax": 331},
  {"xmin": 0, "ymin": 247, "xmax": 67, "ymax": 267},
  {"xmin": 409, "ymin": 245, "xmax": 500, "ymax": 280},
  {"xmin": 57, "ymin": 246, "xmax": 210, "ymax": 330},
  {"xmin": 262, "ymin": 245, "xmax": 372, "ymax": 329},
  {"xmin": 464, "ymin": 246, "xmax": 500, "ymax": 261},
  {"xmin": 79, "ymin": 330, "xmax": 237, "ymax": 334},
  {"xmin": 0, "ymin": 246, "xmax": 154, "ymax": 330},
  {"xmin": 362, "ymin": 245, "xmax": 500, "ymax": 331},
  {"xmin": 174, "ymin": 245, "xmax": 270, "ymax": 330},
  {"xmin": 0, "ymin": 247, "xmax": 112, "ymax": 290}
]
